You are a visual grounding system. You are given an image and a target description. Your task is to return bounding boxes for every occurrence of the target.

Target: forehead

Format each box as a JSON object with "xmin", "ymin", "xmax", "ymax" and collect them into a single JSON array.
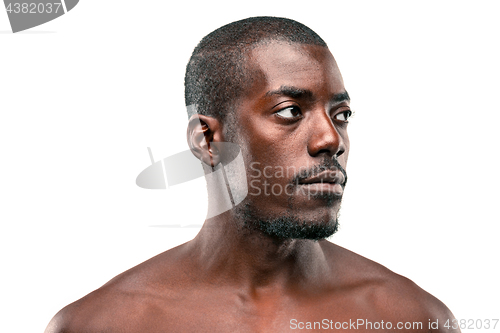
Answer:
[{"xmin": 244, "ymin": 41, "xmax": 345, "ymax": 99}]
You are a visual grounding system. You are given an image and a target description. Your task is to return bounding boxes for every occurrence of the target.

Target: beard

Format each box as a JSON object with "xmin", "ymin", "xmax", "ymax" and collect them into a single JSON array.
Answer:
[
  {"xmin": 234, "ymin": 202, "xmax": 340, "ymax": 241},
  {"xmin": 233, "ymin": 157, "xmax": 346, "ymax": 241}
]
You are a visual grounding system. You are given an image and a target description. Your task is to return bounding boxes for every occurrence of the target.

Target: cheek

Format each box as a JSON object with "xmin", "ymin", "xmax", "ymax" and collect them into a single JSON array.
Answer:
[
  {"xmin": 236, "ymin": 115, "xmax": 305, "ymax": 173},
  {"xmin": 239, "ymin": 129, "xmax": 281, "ymax": 164},
  {"xmin": 242, "ymin": 142, "xmax": 297, "ymax": 190},
  {"xmin": 249, "ymin": 141, "xmax": 297, "ymax": 171}
]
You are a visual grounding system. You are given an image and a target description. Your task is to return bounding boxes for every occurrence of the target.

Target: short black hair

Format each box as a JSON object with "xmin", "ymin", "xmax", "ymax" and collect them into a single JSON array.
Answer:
[{"xmin": 184, "ymin": 16, "xmax": 327, "ymax": 124}]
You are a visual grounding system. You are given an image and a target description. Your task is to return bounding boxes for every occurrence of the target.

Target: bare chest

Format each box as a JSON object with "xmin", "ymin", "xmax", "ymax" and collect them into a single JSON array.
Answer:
[{"xmin": 125, "ymin": 290, "xmax": 399, "ymax": 333}]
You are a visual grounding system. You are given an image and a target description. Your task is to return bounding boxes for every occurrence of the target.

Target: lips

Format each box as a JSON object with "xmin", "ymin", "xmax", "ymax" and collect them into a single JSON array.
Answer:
[{"xmin": 298, "ymin": 169, "xmax": 345, "ymax": 187}]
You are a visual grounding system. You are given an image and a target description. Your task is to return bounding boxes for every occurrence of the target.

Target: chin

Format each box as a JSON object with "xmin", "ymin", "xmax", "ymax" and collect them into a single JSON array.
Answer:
[
  {"xmin": 235, "ymin": 202, "xmax": 340, "ymax": 241},
  {"xmin": 260, "ymin": 218, "xmax": 339, "ymax": 241}
]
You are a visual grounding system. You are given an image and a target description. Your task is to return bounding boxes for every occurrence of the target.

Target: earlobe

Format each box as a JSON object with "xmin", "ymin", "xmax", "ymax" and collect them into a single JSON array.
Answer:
[{"xmin": 187, "ymin": 114, "xmax": 221, "ymax": 167}]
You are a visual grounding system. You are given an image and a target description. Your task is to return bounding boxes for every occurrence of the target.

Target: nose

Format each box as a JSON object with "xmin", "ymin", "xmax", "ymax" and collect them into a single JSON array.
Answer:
[{"xmin": 307, "ymin": 112, "xmax": 346, "ymax": 158}]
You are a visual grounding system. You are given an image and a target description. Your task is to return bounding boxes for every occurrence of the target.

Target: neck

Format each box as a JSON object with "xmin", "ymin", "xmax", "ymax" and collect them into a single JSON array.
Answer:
[{"xmin": 187, "ymin": 209, "xmax": 332, "ymax": 293}]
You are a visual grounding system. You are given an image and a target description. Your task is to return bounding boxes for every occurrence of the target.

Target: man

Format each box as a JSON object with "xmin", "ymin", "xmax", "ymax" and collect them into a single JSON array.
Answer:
[{"xmin": 46, "ymin": 17, "xmax": 460, "ymax": 332}]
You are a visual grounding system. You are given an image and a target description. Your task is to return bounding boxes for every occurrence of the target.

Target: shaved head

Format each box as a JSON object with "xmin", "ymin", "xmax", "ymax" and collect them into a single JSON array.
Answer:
[{"xmin": 184, "ymin": 16, "xmax": 327, "ymax": 128}]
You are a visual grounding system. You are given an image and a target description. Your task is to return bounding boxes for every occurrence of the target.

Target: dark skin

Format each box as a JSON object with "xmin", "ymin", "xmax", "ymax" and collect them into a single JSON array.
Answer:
[{"xmin": 46, "ymin": 41, "xmax": 460, "ymax": 333}]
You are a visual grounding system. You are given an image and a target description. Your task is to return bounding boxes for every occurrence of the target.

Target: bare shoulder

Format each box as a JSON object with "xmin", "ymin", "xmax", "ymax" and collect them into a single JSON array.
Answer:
[
  {"xmin": 44, "ymin": 243, "xmax": 192, "ymax": 333},
  {"xmin": 321, "ymin": 241, "xmax": 460, "ymax": 332}
]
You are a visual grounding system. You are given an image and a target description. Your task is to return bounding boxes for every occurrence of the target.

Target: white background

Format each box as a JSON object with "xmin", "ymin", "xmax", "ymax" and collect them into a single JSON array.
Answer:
[{"xmin": 1, "ymin": 1, "xmax": 499, "ymax": 332}]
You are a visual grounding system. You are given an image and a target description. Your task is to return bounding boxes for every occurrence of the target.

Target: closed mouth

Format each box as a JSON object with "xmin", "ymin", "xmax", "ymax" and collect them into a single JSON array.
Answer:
[{"xmin": 298, "ymin": 170, "xmax": 345, "ymax": 186}]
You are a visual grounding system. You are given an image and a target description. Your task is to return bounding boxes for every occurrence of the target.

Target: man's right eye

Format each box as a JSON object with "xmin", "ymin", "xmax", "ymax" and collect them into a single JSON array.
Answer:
[{"xmin": 275, "ymin": 106, "xmax": 302, "ymax": 119}]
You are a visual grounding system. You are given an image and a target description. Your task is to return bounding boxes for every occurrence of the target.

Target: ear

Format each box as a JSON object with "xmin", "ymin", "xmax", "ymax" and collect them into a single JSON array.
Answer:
[{"xmin": 187, "ymin": 114, "xmax": 223, "ymax": 167}]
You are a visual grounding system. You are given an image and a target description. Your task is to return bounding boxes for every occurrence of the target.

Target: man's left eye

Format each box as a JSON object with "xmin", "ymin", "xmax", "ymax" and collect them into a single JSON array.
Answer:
[{"xmin": 334, "ymin": 110, "xmax": 352, "ymax": 122}]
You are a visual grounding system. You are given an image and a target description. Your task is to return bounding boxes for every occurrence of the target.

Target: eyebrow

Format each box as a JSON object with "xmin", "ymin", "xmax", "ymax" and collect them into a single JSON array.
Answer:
[
  {"xmin": 265, "ymin": 85, "xmax": 350, "ymax": 104},
  {"xmin": 266, "ymin": 86, "xmax": 313, "ymax": 100},
  {"xmin": 332, "ymin": 90, "xmax": 350, "ymax": 103}
]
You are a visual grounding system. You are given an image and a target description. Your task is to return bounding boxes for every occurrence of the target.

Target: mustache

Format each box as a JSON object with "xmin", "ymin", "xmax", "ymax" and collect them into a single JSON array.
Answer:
[{"xmin": 290, "ymin": 158, "xmax": 348, "ymax": 187}]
